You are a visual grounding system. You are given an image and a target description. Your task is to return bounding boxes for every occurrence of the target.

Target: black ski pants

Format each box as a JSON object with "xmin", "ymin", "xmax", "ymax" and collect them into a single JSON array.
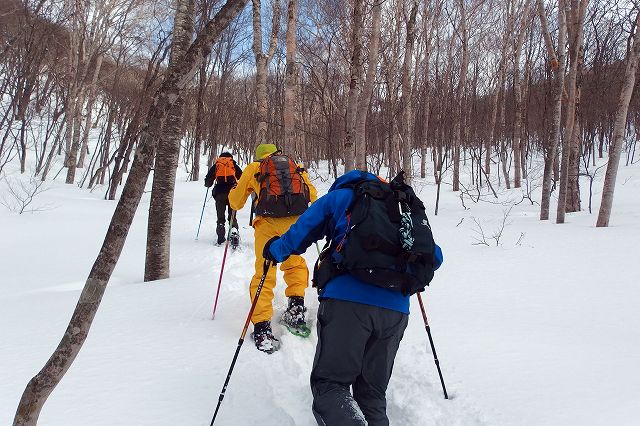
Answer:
[
  {"xmin": 311, "ymin": 299, "xmax": 408, "ymax": 426},
  {"xmin": 214, "ymin": 191, "xmax": 237, "ymax": 233}
]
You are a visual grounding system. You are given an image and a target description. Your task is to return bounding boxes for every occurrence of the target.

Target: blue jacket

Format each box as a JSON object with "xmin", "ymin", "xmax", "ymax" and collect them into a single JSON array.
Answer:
[{"xmin": 268, "ymin": 170, "xmax": 443, "ymax": 314}]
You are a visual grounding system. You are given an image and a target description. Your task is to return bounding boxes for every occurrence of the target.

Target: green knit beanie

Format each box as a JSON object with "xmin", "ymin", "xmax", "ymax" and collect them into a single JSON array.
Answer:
[{"xmin": 255, "ymin": 143, "xmax": 278, "ymax": 160}]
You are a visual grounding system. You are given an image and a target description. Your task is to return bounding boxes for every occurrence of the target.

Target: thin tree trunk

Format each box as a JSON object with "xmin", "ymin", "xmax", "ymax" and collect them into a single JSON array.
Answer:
[
  {"xmin": 556, "ymin": 0, "xmax": 588, "ymax": 223},
  {"xmin": 252, "ymin": 0, "xmax": 280, "ymax": 146},
  {"xmin": 283, "ymin": 0, "xmax": 299, "ymax": 157},
  {"xmin": 344, "ymin": 0, "xmax": 364, "ymax": 172},
  {"xmin": 355, "ymin": 0, "xmax": 382, "ymax": 171},
  {"xmin": 539, "ymin": 0, "xmax": 566, "ymax": 220},
  {"xmin": 191, "ymin": 62, "xmax": 207, "ymax": 181},
  {"xmin": 400, "ymin": 0, "xmax": 418, "ymax": 183},
  {"xmin": 77, "ymin": 54, "xmax": 104, "ymax": 169},
  {"xmin": 13, "ymin": 2, "xmax": 248, "ymax": 423},
  {"xmin": 452, "ymin": 0, "xmax": 469, "ymax": 192},
  {"xmin": 596, "ymin": 10, "xmax": 640, "ymax": 227}
]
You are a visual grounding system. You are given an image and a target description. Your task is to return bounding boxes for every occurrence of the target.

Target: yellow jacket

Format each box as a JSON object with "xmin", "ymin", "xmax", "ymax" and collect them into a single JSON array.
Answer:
[{"xmin": 228, "ymin": 160, "xmax": 318, "ymax": 216}]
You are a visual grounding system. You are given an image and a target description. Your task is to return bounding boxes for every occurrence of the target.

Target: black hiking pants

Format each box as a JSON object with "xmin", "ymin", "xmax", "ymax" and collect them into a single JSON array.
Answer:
[
  {"xmin": 311, "ymin": 299, "xmax": 408, "ymax": 426},
  {"xmin": 214, "ymin": 191, "xmax": 237, "ymax": 238}
]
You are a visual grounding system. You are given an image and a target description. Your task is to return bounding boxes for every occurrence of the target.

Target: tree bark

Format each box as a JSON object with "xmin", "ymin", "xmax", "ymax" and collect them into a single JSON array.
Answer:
[
  {"xmin": 283, "ymin": 0, "xmax": 300, "ymax": 157},
  {"xmin": 556, "ymin": 0, "xmax": 588, "ymax": 223},
  {"xmin": 596, "ymin": 10, "xmax": 640, "ymax": 227},
  {"xmin": 144, "ymin": 0, "xmax": 196, "ymax": 282},
  {"xmin": 344, "ymin": 0, "xmax": 364, "ymax": 172},
  {"xmin": 77, "ymin": 54, "xmax": 104, "ymax": 169},
  {"xmin": 399, "ymin": 0, "xmax": 419, "ymax": 183},
  {"xmin": 252, "ymin": 0, "xmax": 280, "ymax": 146},
  {"xmin": 452, "ymin": 0, "xmax": 469, "ymax": 192},
  {"xmin": 13, "ymin": 2, "xmax": 248, "ymax": 424},
  {"xmin": 354, "ymin": 0, "xmax": 382, "ymax": 172},
  {"xmin": 512, "ymin": 0, "xmax": 531, "ymax": 189},
  {"xmin": 538, "ymin": 0, "xmax": 566, "ymax": 220}
]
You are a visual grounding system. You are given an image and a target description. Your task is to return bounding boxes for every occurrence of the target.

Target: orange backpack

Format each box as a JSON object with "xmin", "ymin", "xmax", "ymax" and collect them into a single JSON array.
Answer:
[
  {"xmin": 254, "ymin": 154, "xmax": 310, "ymax": 217},
  {"xmin": 215, "ymin": 157, "xmax": 236, "ymax": 183}
]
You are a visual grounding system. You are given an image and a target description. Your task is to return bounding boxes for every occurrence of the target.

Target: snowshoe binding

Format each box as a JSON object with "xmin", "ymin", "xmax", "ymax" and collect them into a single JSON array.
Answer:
[
  {"xmin": 280, "ymin": 296, "xmax": 311, "ymax": 338},
  {"xmin": 252, "ymin": 321, "xmax": 280, "ymax": 354},
  {"xmin": 229, "ymin": 227, "xmax": 240, "ymax": 250}
]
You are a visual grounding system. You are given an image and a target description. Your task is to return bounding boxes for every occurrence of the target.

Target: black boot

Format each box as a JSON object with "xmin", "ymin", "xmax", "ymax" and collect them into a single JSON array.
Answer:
[
  {"xmin": 216, "ymin": 223, "xmax": 226, "ymax": 245},
  {"xmin": 252, "ymin": 321, "xmax": 280, "ymax": 354},
  {"xmin": 281, "ymin": 296, "xmax": 310, "ymax": 337}
]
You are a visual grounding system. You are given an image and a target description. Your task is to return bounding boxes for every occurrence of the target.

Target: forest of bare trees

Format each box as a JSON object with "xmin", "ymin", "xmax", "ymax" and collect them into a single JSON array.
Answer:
[
  {"xmin": 2, "ymin": 0, "xmax": 639, "ymax": 218},
  {"xmin": 3, "ymin": 0, "xmax": 640, "ymax": 422}
]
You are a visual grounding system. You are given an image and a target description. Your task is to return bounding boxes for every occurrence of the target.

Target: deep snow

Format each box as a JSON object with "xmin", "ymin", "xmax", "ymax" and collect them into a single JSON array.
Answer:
[{"xmin": 1, "ymin": 155, "xmax": 639, "ymax": 425}]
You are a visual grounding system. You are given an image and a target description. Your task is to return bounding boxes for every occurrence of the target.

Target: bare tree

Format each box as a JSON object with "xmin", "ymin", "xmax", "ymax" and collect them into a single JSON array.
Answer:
[
  {"xmin": 283, "ymin": 0, "xmax": 300, "ymax": 157},
  {"xmin": 557, "ymin": 0, "xmax": 588, "ymax": 223},
  {"xmin": 344, "ymin": 0, "xmax": 365, "ymax": 172},
  {"xmin": 355, "ymin": 0, "xmax": 383, "ymax": 171},
  {"xmin": 596, "ymin": 9, "xmax": 640, "ymax": 227},
  {"xmin": 538, "ymin": 0, "xmax": 567, "ymax": 220},
  {"xmin": 13, "ymin": 1, "xmax": 249, "ymax": 423},
  {"xmin": 399, "ymin": 0, "xmax": 419, "ymax": 183},
  {"xmin": 145, "ymin": 0, "xmax": 196, "ymax": 282},
  {"xmin": 252, "ymin": 0, "xmax": 281, "ymax": 146}
]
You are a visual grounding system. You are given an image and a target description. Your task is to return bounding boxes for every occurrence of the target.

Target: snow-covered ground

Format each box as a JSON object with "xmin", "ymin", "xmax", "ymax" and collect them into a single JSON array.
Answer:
[{"xmin": 1, "ymin": 155, "xmax": 639, "ymax": 425}]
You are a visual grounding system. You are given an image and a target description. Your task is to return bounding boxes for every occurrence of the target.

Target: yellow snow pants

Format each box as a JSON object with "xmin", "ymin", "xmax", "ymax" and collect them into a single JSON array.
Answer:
[{"xmin": 250, "ymin": 216, "xmax": 309, "ymax": 324}]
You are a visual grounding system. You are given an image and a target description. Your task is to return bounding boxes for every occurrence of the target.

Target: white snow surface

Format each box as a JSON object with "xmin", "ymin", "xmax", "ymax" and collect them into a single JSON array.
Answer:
[{"xmin": 1, "ymin": 157, "xmax": 639, "ymax": 426}]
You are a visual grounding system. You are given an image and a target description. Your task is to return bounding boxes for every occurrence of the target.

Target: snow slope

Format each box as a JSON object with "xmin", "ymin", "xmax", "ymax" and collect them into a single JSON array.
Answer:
[{"xmin": 1, "ymin": 157, "xmax": 639, "ymax": 425}]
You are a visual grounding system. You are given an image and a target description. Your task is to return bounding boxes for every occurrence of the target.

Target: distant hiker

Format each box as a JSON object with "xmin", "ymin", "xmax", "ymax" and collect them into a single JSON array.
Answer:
[
  {"xmin": 263, "ymin": 170, "xmax": 443, "ymax": 426},
  {"xmin": 205, "ymin": 152, "xmax": 243, "ymax": 246},
  {"xmin": 229, "ymin": 143, "xmax": 317, "ymax": 353}
]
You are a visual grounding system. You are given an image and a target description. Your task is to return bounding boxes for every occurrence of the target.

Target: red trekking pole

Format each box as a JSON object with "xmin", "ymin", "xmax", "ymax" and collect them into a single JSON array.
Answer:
[
  {"xmin": 211, "ymin": 210, "xmax": 237, "ymax": 320},
  {"xmin": 417, "ymin": 292, "xmax": 449, "ymax": 399},
  {"xmin": 211, "ymin": 261, "xmax": 271, "ymax": 424}
]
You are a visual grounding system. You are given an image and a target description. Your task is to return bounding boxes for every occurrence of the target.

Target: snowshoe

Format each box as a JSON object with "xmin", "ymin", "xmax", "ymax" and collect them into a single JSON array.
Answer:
[
  {"xmin": 280, "ymin": 296, "xmax": 311, "ymax": 338},
  {"xmin": 252, "ymin": 321, "xmax": 280, "ymax": 354},
  {"xmin": 229, "ymin": 227, "xmax": 240, "ymax": 250}
]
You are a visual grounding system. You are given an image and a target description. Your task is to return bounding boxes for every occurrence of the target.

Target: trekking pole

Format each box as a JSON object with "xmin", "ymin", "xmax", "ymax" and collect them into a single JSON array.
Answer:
[
  {"xmin": 416, "ymin": 292, "xmax": 449, "ymax": 399},
  {"xmin": 196, "ymin": 188, "xmax": 209, "ymax": 240},
  {"xmin": 211, "ymin": 210, "xmax": 238, "ymax": 320},
  {"xmin": 211, "ymin": 261, "xmax": 272, "ymax": 424}
]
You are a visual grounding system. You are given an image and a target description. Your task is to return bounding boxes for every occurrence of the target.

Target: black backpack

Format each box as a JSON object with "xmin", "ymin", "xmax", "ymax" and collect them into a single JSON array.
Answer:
[{"xmin": 314, "ymin": 172, "xmax": 436, "ymax": 295}]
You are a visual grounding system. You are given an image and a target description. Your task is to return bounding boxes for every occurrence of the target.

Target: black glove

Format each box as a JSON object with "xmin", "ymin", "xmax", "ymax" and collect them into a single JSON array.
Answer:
[{"xmin": 263, "ymin": 236, "xmax": 281, "ymax": 264}]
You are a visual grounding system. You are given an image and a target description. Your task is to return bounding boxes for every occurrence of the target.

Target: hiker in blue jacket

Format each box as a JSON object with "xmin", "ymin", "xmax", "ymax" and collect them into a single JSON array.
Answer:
[{"xmin": 263, "ymin": 170, "xmax": 443, "ymax": 426}]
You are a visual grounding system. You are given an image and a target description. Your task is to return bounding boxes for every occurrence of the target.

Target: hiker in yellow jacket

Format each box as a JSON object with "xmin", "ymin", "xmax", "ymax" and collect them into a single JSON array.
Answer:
[{"xmin": 229, "ymin": 143, "xmax": 317, "ymax": 353}]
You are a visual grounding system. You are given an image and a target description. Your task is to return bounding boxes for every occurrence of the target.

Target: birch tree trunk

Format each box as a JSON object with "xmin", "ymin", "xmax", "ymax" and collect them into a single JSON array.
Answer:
[
  {"xmin": 596, "ymin": 10, "xmax": 640, "ymax": 227},
  {"xmin": 344, "ymin": 0, "xmax": 364, "ymax": 172},
  {"xmin": 283, "ymin": 0, "xmax": 300, "ymax": 157},
  {"xmin": 512, "ymin": 0, "xmax": 531, "ymax": 189},
  {"xmin": 13, "ymin": 2, "xmax": 248, "ymax": 423},
  {"xmin": 144, "ymin": 0, "xmax": 195, "ymax": 282},
  {"xmin": 191, "ymin": 61, "xmax": 208, "ymax": 181},
  {"xmin": 252, "ymin": 0, "xmax": 280, "ymax": 146},
  {"xmin": 354, "ymin": 0, "xmax": 382, "ymax": 171},
  {"xmin": 400, "ymin": 0, "xmax": 419, "ymax": 183},
  {"xmin": 557, "ymin": 0, "xmax": 588, "ymax": 223},
  {"xmin": 452, "ymin": 0, "xmax": 469, "ymax": 192},
  {"xmin": 538, "ymin": 0, "xmax": 566, "ymax": 220},
  {"xmin": 77, "ymin": 54, "xmax": 104, "ymax": 169},
  {"xmin": 420, "ymin": 1, "xmax": 439, "ymax": 179}
]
